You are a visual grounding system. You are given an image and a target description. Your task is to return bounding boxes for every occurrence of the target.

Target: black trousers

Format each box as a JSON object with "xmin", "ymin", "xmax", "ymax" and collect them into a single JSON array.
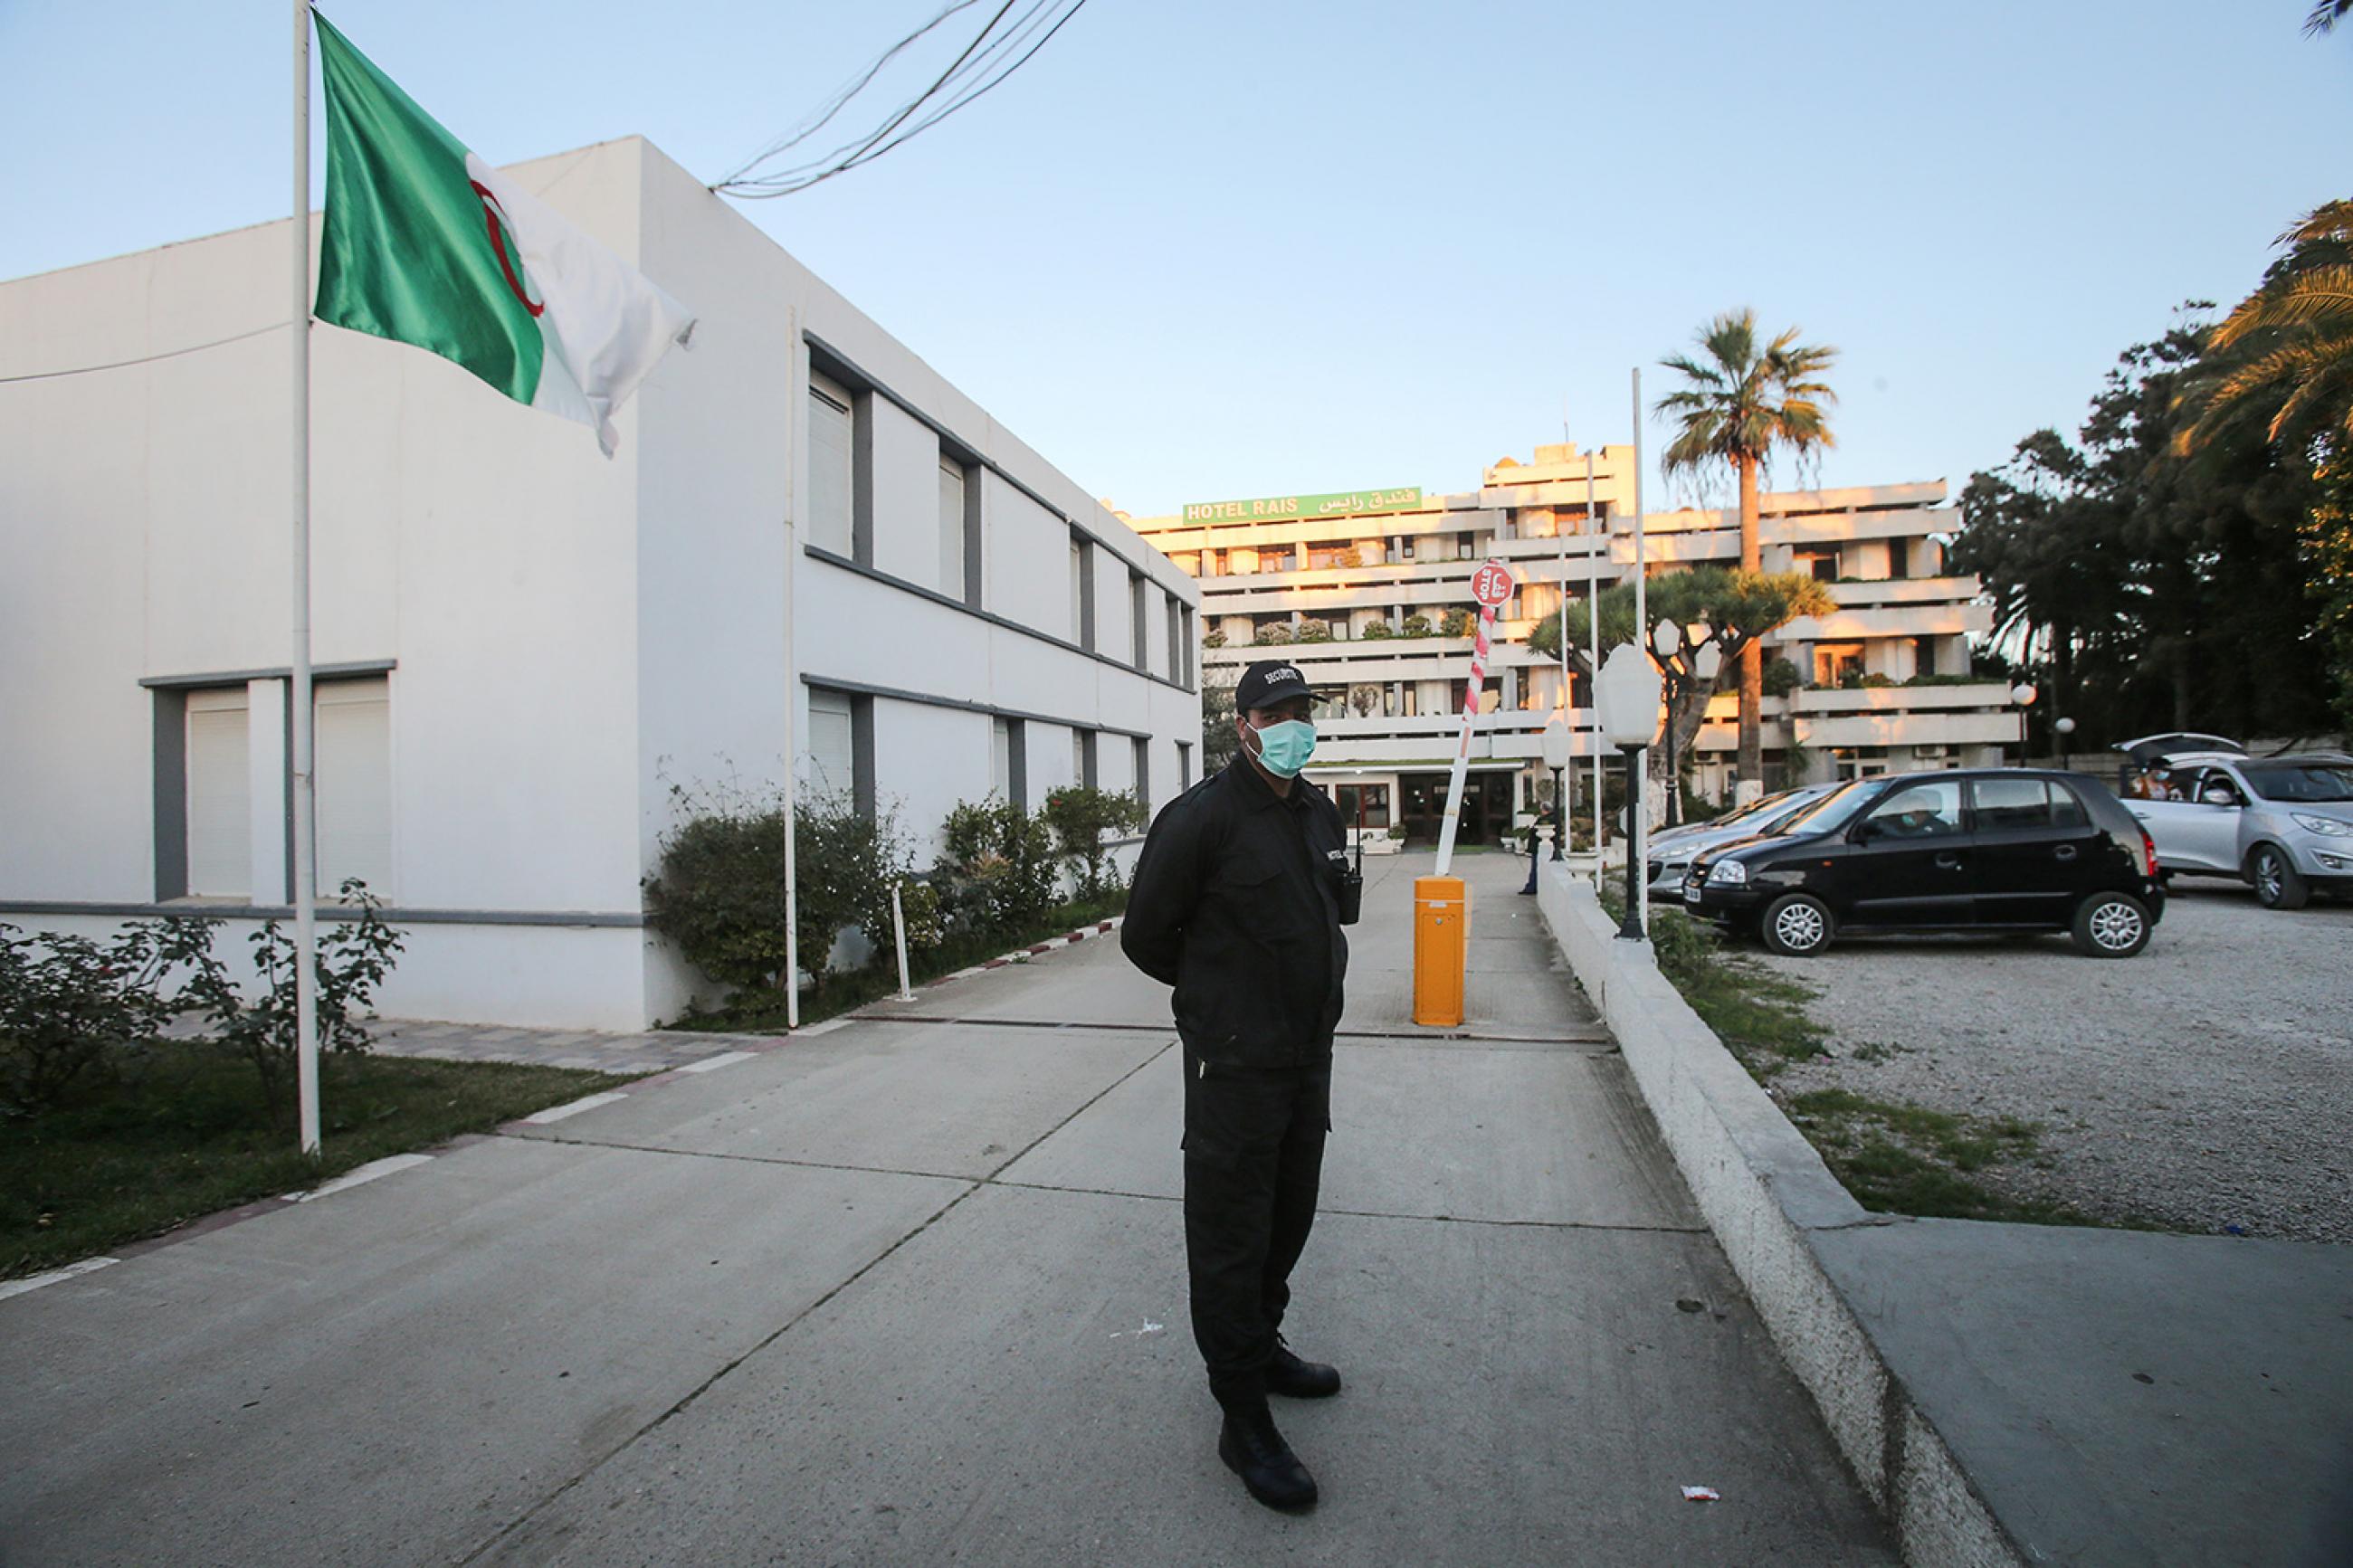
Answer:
[{"xmin": 1181, "ymin": 1046, "xmax": 1332, "ymax": 1407}]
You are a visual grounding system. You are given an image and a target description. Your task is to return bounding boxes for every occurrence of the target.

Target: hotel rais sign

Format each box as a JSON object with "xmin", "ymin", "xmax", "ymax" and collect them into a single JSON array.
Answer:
[{"xmin": 1181, "ymin": 487, "xmax": 1422, "ymax": 524}]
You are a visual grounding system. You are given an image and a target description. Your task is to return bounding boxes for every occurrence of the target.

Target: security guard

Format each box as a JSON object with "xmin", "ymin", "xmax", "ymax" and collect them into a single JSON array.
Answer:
[{"xmin": 1120, "ymin": 659, "xmax": 1355, "ymax": 1513}]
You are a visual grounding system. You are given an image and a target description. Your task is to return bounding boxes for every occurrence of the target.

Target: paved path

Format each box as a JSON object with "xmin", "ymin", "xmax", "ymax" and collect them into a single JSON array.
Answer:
[
  {"xmin": 1, "ymin": 851, "xmax": 1894, "ymax": 1566},
  {"xmin": 368, "ymin": 1018, "xmax": 786, "ymax": 1076}
]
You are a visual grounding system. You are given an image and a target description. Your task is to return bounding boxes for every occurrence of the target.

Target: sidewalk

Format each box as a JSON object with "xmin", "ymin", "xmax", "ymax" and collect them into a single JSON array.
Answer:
[{"xmin": 1, "ymin": 851, "xmax": 1895, "ymax": 1566}]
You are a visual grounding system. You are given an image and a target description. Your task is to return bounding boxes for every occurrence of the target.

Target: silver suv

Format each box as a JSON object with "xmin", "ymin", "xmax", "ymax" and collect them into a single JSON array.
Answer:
[{"xmin": 2124, "ymin": 750, "xmax": 2353, "ymax": 909}]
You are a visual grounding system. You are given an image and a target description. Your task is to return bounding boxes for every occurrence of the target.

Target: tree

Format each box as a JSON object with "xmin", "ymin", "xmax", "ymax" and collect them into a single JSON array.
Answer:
[
  {"xmin": 1202, "ymin": 669, "xmax": 1239, "ymax": 774},
  {"xmin": 1956, "ymin": 314, "xmax": 2338, "ymax": 742},
  {"xmin": 2177, "ymin": 202, "xmax": 2353, "ymax": 733},
  {"xmin": 1529, "ymin": 567, "xmax": 1834, "ymax": 807},
  {"xmin": 1655, "ymin": 310, "xmax": 1839, "ymax": 789},
  {"xmin": 2307, "ymin": 1, "xmax": 2350, "ymax": 36},
  {"xmin": 2183, "ymin": 201, "xmax": 2353, "ymax": 461}
]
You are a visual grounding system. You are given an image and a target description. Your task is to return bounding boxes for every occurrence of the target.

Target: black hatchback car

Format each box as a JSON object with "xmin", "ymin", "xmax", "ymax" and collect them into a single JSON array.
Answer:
[{"xmin": 1681, "ymin": 768, "xmax": 2165, "ymax": 958}]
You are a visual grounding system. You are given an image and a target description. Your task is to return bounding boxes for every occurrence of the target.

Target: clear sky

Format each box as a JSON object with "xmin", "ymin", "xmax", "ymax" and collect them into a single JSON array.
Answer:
[{"xmin": 5, "ymin": 1, "xmax": 2348, "ymax": 518}]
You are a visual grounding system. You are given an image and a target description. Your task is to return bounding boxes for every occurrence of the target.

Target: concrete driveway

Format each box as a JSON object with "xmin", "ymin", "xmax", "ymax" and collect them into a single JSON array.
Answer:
[{"xmin": 2, "ymin": 851, "xmax": 1893, "ymax": 1566}]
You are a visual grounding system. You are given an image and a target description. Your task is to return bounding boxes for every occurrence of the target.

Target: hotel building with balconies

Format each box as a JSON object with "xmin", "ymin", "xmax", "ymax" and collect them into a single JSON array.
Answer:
[{"xmin": 1128, "ymin": 443, "xmax": 2019, "ymax": 845}]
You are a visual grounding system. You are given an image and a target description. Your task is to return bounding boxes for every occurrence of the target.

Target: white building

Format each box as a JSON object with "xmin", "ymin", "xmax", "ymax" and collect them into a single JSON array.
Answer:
[
  {"xmin": 0, "ymin": 137, "xmax": 1200, "ymax": 1031},
  {"xmin": 1129, "ymin": 443, "xmax": 2012, "ymax": 842}
]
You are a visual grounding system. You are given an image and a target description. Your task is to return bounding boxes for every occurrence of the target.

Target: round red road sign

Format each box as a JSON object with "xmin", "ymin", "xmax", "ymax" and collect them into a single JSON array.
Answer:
[{"xmin": 1471, "ymin": 559, "xmax": 1515, "ymax": 608}]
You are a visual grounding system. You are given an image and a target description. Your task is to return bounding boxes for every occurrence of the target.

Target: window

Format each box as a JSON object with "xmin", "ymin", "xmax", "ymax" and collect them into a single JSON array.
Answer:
[
  {"xmin": 992, "ymin": 717, "xmax": 1013, "ymax": 803},
  {"xmin": 1132, "ymin": 736, "xmax": 1150, "ymax": 811},
  {"xmin": 1166, "ymin": 591, "xmax": 1183, "ymax": 681},
  {"xmin": 186, "ymin": 687, "xmax": 252, "ymax": 898},
  {"xmin": 314, "ymin": 677, "xmax": 391, "ymax": 898},
  {"xmin": 1815, "ymin": 642, "xmax": 1865, "ymax": 687},
  {"xmin": 806, "ymin": 689, "xmax": 855, "ymax": 799},
  {"xmin": 808, "ymin": 374, "xmax": 853, "ymax": 556},
  {"xmin": 1972, "ymin": 776, "xmax": 2090, "ymax": 832},
  {"xmin": 1070, "ymin": 537, "xmax": 1095, "ymax": 649},
  {"xmin": 1177, "ymin": 740, "xmax": 1193, "ymax": 790},
  {"xmin": 1335, "ymin": 784, "xmax": 1390, "ymax": 828},
  {"xmin": 1796, "ymin": 548, "xmax": 1840, "ymax": 581},
  {"xmin": 1131, "ymin": 573, "xmax": 1150, "ymax": 670},
  {"xmin": 938, "ymin": 454, "xmax": 967, "ymax": 600},
  {"xmin": 1079, "ymin": 729, "xmax": 1099, "ymax": 790},
  {"xmin": 1888, "ymin": 541, "xmax": 1912, "ymax": 579},
  {"xmin": 1831, "ymin": 746, "xmax": 1890, "ymax": 779},
  {"xmin": 1860, "ymin": 779, "xmax": 1963, "ymax": 838}
]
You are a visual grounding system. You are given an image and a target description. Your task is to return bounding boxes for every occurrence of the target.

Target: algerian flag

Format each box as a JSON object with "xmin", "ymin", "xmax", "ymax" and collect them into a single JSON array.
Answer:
[{"xmin": 312, "ymin": 11, "xmax": 694, "ymax": 456}]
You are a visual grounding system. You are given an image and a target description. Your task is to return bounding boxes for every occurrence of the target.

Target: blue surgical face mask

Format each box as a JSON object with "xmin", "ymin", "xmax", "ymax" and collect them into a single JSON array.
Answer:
[{"xmin": 1250, "ymin": 718, "xmax": 1317, "ymax": 779}]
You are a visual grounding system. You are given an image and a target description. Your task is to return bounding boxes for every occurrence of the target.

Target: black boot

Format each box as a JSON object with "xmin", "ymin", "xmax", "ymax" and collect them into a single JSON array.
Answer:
[
  {"xmin": 1266, "ymin": 1341, "xmax": 1342, "ymax": 1400},
  {"xmin": 1217, "ymin": 1398, "xmax": 1318, "ymax": 1512}
]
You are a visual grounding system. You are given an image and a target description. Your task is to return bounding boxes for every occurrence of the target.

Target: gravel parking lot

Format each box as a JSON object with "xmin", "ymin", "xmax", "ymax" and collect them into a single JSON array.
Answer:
[{"xmin": 1748, "ymin": 881, "xmax": 2353, "ymax": 1243}]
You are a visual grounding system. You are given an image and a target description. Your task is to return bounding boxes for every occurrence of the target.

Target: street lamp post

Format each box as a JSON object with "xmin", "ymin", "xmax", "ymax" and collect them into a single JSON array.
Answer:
[
  {"xmin": 1541, "ymin": 716, "xmax": 1573, "ymax": 862},
  {"xmin": 2054, "ymin": 716, "xmax": 2076, "ymax": 773},
  {"xmin": 2010, "ymin": 681, "xmax": 2037, "ymax": 766},
  {"xmin": 1596, "ymin": 643, "xmax": 1664, "ymax": 942}
]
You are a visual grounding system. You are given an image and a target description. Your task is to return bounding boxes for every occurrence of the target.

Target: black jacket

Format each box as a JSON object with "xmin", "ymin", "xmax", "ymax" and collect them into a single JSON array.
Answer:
[{"xmin": 1120, "ymin": 755, "xmax": 1349, "ymax": 1066}]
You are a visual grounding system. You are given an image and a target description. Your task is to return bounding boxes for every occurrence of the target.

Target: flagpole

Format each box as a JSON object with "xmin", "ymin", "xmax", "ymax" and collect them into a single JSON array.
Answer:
[
  {"xmin": 782, "ymin": 309, "xmax": 803, "ymax": 1031},
  {"xmin": 1630, "ymin": 367, "xmax": 1648, "ymax": 937},
  {"xmin": 292, "ymin": 0, "xmax": 321, "ymax": 1155}
]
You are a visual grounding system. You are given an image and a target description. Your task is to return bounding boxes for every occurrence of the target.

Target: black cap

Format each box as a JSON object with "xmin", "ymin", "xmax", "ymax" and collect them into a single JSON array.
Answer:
[{"xmin": 1234, "ymin": 660, "xmax": 1316, "ymax": 715}]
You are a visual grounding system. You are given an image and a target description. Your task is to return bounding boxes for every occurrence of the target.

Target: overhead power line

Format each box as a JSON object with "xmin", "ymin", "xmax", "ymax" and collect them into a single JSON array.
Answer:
[{"xmin": 711, "ymin": 0, "xmax": 1092, "ymax": 200}]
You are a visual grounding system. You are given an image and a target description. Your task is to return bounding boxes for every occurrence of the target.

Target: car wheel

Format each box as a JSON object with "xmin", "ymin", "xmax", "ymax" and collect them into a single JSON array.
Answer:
[
  {"xmin": 1759, "ymin": 893, "xmax": 1834, "ymax": 956},
  {"xmin": 2071, "ymin": 892, "xmax": 2151, "ymax": 957},
  {"xmin": 2249, "ymin": 845, "xmax": 2309, "ymax": 910}
]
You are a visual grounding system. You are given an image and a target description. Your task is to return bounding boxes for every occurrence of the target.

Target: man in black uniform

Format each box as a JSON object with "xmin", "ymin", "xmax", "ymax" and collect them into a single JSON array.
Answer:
[{"xmin": 1120, "ymin": 659, "xmax": 1353, "ymax": 1513}]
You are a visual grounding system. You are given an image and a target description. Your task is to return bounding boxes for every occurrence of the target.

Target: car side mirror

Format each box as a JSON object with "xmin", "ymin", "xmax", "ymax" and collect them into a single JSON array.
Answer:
[
  {"xmin": 2202, "ymin": 789, "xmax": 2238, "ymax": 808},
  {"xmin": 1853, "ymin": 818, "xmax": 1882, "ymax": 843}
]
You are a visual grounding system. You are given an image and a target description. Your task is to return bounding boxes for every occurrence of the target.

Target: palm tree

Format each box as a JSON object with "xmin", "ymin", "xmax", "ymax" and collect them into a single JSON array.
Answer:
[
  {"xmin": 2183, "ymin": 200, "xmax": 2353, "ymax": 461},
  {"xmin": 1655, "ymin": 310, "xmax": 1839, "ymax": 788},
  {"xmin": 2307, "ymin": 1, "xmax": 2350, "ymax": 36}
]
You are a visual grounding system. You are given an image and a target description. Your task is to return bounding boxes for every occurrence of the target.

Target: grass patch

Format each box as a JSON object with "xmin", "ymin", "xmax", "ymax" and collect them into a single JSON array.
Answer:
[
  {"xmin": 1605, "ymin": 896, "xmax": 1825, "ymax": 1074},
  {"xmin": 1609, "ymin": 898, "xmax": 2116, "ymax": 1226},
  {"xmin": 664, "ymin": 891, "xmax": 1129, "ymax": 1033},
  {"xmin": 3, "ymin": 1042, "xmax": 624, "ymax": 1280}
]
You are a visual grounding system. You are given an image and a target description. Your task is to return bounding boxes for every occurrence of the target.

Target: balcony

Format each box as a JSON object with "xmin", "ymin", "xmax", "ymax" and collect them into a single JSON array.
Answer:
[{"xmin": 1311, "ymin": 708, "xmax": 1616, "ymax": 765}]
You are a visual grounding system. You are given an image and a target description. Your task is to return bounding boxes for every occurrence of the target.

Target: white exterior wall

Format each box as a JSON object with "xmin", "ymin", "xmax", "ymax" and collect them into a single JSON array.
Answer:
[{"xmin": 0, "ymin": 136, "xmax": 1199, "ymax": 1031}]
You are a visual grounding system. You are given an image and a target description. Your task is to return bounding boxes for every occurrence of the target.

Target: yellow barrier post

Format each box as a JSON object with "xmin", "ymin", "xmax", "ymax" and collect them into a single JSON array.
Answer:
[{"xmin": 1412, "ymin": 874, "xmax": 1467, "ymax": 1026}]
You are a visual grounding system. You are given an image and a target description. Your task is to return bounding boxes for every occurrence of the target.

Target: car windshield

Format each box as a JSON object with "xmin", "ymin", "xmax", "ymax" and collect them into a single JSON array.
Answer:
[
  {"xmin": 1702, "ymin": 791, "xmax": 1785, "ymax": 830},
  {"xmin": 1757, "ymin": 791, "xmax": 1828, "ymax": 833},
  {"xmin": 1776, "ymin": 778, "xmax": 1876, "ymax": 835},
  {"xmin": 2241, "ymin": 763, "xmax": 2353, "ymax": 803}
]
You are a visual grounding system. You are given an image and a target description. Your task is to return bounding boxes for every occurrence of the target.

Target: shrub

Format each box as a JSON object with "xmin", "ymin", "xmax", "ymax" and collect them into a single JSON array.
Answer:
[
  {"xmin": 1440, "ymin": 608, "xmax": 1474, "ymax": 639},
  {"xmin": 645, "ymin": 784, "xmax": 912, "ymax": 997},
  {"xmin": 1254, "ymin": 622, "xmax": 1292, "ymax": 645},
  {"xmin": 803, "ymin": 794, "xmax": 919, "ymax": 980},
  {"xmin": 1400, "ymin": 613, "xmax": 1435, "ymax": 639},
  {"xmin": 1858, "ymin": 673, "xmax": 1896, "ymax": 689},
  {"xmin": 645, "ymin": 794, "xmax": 794, "ymax": 993},
  {"xmin": 935, "ymin": 798, "xmax": 1058, "ymax": 941},
  {"xmin": 171, "ymin": 881, "xmax": 405, "ymax": 1117},
  {"xmin": 1763, "ymin": 656, "xmax": 1802, "ymax": 698},
  {"xmin": 1202, "ymin": 629, "xmax": 1227, "ymax": 649},
  {"xmin": 1042, "ymin": 786, "xmax": 1148, "ymax": 898},
  {"xmin": 0, "ymin": 921, "xmax": 189, "ymax": 1113},
  {"xmin": 1294, "ymin": 619, "xmax": 1332, "ymax": 643},
  {"xmin": 1360, "ymin": 620, "xmax": 1395, "ymax": 640}
]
